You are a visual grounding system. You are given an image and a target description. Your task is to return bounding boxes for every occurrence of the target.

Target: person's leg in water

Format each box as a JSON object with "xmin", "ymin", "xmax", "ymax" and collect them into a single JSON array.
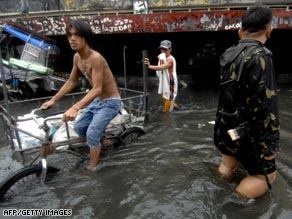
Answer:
[
  {"xmin": 163, "ymin": 97, "xmax": 176, "ymax": 112},
  {"xmin": 74, "ymin": 99, "xmax": 121, "ymax": 170},
  {"xmin": 87, "ymin": 112, "xmax": 120, "ymax": 169},
  {"xmin": 218, "ymin": 154, "xmax": 239, "ymax": 179},
  {"xmin": 87, "ymin": 146, "xmax": 101, "ymax": 170},
  {"xmin": 73, "ymin": 109, "xmax": 99, "ymax": 170},
  {"xmin": 162, "ymin": 97, "xmax": 166, "ymax": 112},
  {"xmin": 219, "ymin": 154, "xmax": 277, "ymax": 198},
  {"xmin": 235, "ymin": 171, "xmax": 276, "ymax": 199}
]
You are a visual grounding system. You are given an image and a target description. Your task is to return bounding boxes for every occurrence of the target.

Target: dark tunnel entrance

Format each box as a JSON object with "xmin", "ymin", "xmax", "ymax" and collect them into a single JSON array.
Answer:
[{"xmin": 51, "ymin": 28, "xmax": 292, "ymax": 89}]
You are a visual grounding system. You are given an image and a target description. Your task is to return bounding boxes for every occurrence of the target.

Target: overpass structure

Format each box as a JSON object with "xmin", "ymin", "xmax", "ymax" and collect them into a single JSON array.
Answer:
[
  {"xmin": 0, "ymin": 1, "xmax": 292, "ymax": 86},
  {"xmin": 0, "ymin": 1, "xmax": 291, "ymax": 35}
]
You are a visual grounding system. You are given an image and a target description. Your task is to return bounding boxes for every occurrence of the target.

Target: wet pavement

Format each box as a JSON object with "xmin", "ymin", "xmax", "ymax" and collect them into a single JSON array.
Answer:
[{"xmin": 0, "ymin": 82, "xmax": 291, "ymax": 219}]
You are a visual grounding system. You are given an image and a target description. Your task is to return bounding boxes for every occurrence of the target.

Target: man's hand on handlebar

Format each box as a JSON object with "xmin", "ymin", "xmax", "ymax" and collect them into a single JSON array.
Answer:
[
  {"xmin": 41, "ymin": 99, "xmax": 55, "ymax": 110},
  {"xmin": 62, "ymin": 106, "xmax": 79, "ymax": 122}
]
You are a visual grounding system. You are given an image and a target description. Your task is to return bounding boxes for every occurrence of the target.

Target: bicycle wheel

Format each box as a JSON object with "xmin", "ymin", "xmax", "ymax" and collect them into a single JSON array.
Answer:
[
  {"xmin": 118, "ymin": 127, "xmax": 145, "ymax": 146},
  {"xmin": 8, "ymin": 81, "xmax": 34, "ymax": 101},
  {"xmin": 0, "ymin": 164, "xmax": 59, "ymax": 202}
]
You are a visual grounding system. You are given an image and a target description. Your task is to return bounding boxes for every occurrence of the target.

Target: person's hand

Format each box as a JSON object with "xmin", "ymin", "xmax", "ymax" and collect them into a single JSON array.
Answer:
[
  {"xmin": 144, "ymin": 58, "xmax": 150, "ymax": 66},
  {"xmin": 62, "ymin": 106, "xmax": 78, "ymax": 122},
  {"xmin": 41, "ymin": 99, "xmax": 55, "ymax": 110},
  {"xmin": 263, "ymin": 152, "xmax": 279, "ymax": 160}
]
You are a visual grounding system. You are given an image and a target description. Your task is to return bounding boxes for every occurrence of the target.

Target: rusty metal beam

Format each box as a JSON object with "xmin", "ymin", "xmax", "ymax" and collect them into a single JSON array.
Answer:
[{"xmin": 0, "ymin": 8, "xmax": 291, "ymax": 35}]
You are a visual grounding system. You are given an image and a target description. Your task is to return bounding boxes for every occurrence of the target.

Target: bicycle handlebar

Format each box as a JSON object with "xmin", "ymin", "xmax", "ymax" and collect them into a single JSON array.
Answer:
[
  {"xmin": 31, "ymin": 107, "xmax": 64, "ymax": 131},
  {"xmin": 31, "ymin": 108, "xmax": 44, "ymax": 128}
]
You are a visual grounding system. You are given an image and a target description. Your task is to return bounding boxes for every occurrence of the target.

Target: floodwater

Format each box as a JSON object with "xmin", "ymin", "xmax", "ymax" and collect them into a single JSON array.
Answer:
[{"xmin": 0, "ymin": 83, "xmax": 292, "ymax": 219}]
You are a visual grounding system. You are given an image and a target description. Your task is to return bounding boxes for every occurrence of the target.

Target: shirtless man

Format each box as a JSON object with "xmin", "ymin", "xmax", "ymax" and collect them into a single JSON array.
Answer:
[{"xmin": 41, "ymin": 19, "xmax": 121, "ymax": 171}]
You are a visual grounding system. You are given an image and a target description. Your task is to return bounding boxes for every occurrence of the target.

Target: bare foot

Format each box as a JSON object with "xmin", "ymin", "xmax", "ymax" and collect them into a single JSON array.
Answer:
[
  {"xmin": 86, "ymin": 164, "xmax": 102, "ymax": 172},
  {"xmin": 101, "ymin": 139, "xmax": 112, "ymax": 147},
  {"xmin": 86, "ymin": 165, "xmax": 95, "ymax": 171}
]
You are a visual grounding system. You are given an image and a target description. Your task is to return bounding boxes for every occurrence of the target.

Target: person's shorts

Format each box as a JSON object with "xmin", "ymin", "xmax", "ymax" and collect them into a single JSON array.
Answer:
[
  {"xmin": 74, "ymin": 97, "xmax": 121, "ymax": 147},
  {"xmin": 216, "ymin": 138, "xmax": 276, "ymax": 176}
]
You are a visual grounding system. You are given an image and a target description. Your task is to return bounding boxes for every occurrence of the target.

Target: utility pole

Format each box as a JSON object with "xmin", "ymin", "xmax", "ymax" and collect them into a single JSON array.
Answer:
[{"xmin": 142, "ymin": 50, "xmax": 149, "ymax": 121}]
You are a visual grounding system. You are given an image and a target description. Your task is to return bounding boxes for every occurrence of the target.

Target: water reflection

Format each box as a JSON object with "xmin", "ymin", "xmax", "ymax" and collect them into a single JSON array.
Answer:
[{"xmin": 0, "ymin": 86, "xmax": 291, "ymax": 219}]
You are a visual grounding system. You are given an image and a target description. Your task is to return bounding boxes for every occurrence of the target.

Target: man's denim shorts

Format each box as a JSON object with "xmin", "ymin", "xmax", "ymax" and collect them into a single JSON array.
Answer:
[{"xmin": 74, "ymin": 97, "xmax": 121, "ymax": 147}]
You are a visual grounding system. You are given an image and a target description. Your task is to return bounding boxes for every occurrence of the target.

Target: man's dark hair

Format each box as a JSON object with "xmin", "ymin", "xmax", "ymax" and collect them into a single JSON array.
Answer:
[
  {"xmin": 241, "ymin": 5, "xmax": 272, "ymax": 33},
  {"xmin": 66, "ymin": 19, "xmax": 93, "ymax": 46}
]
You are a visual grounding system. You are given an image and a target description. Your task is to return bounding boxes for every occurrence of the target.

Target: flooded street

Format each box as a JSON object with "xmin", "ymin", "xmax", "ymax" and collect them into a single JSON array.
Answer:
[{"xmin": 0, "ymin": 83, "xmax": 291, "ymax": 219}]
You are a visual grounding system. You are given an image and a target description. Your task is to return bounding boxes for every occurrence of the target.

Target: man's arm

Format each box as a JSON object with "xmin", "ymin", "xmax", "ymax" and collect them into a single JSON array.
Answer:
[
  {"xmin": 41, "ymin": 54, "xmax": 80, "ymax": 109},
  {"xmin": 247, "ymin": 54, "xmax": 280, "ymax": 157},
  {"xmin": 148, "ymin": 58, "xmax": 173, "ymax": 71},
  {"xmin": 144, "ymin": 57, "xmax": 173, "ymax": 71}
]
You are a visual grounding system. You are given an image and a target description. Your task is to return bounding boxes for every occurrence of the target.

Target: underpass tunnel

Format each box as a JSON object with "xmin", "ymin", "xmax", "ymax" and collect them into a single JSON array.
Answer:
[{"xmin": 50, "ymin": 28, "xmax": 292, "ymax": 89}]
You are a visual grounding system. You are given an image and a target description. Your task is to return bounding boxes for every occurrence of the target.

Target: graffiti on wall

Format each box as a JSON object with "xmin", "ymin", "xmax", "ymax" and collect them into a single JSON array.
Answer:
[
  {"xmin": 1, "ymin": 0, "xmax": 292, "ymax": 14},
  {"xmin": 3, "ymin": 15, "xmax": 134, "ymax": 35},
  {"xmin": 0, "ymin": 9, "xmax": 291, "ymax": 35},
  {"xmin": 148, "ymin": 0, "xmax": 256, "ymax": 7}
]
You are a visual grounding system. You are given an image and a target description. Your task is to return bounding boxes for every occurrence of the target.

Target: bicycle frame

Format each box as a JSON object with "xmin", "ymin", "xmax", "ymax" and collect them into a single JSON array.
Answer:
[{"xmin": 0, "ymin": 89, "xmax": 149, "ymax": 165}]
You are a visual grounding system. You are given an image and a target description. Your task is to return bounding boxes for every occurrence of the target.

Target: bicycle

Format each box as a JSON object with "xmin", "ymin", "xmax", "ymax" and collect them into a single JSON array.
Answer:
[{"xmin": 0, "ymin": 88, "xmax": 148, "ymax": 202}]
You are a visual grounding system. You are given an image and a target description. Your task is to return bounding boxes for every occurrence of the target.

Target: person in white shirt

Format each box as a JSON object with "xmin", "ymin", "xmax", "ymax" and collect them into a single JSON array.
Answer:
[{"xmin": 144, "ymin": 40, "xmax": 178, "ymax": 112}]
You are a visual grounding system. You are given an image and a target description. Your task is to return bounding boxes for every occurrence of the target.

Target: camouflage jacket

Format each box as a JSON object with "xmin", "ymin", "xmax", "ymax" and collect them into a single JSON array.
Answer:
[{"xmin": 214, "ymin": 39, "xmax": 280, "ymax": 156}]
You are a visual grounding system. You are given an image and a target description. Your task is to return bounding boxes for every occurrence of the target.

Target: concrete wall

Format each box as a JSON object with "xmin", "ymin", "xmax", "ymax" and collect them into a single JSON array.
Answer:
[{"xmin": 0, "ymin": 0, "xmax": 292, "ymax": 14}]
